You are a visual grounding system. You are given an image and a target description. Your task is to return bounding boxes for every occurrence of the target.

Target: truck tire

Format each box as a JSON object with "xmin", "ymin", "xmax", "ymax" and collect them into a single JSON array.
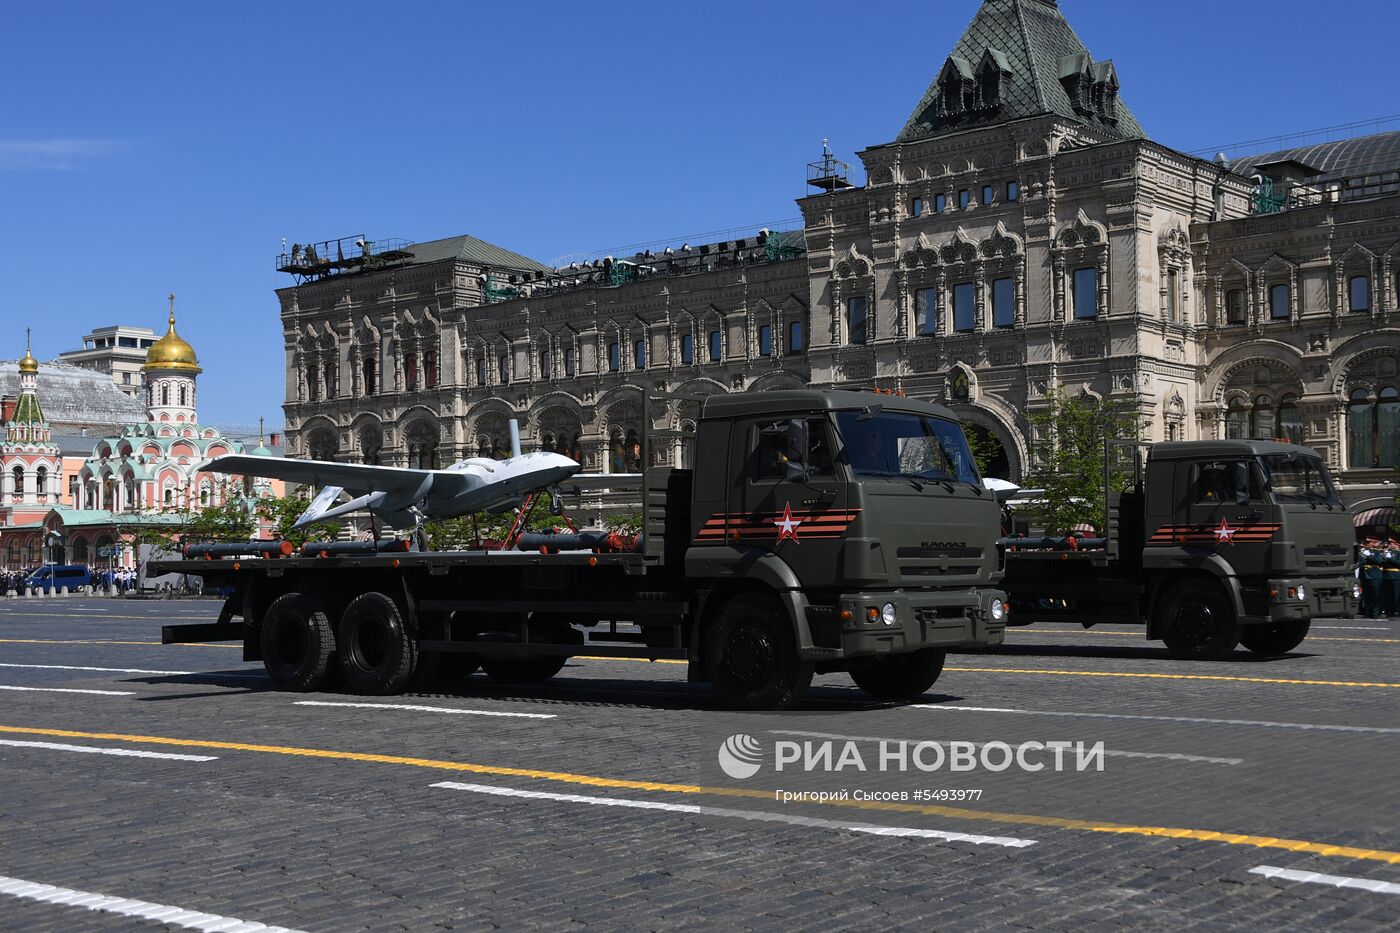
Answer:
[
  {"xmin": 849, "ymin": 649, "xmax": 947, "ymax": 701},
  {"xmin": 261, "ymin": 592, "xmax": 336, "ymax": 692},
  {"xmin": 706, "ymin": 594, "xmax": 813, "ymax": 710},
  {"xmin": 1158, "ymin": 579, "xmax": 1240, "ymax": 661},
  {"xmin": 480, "ymin": 656, "xmax": 568, "ymax": 683},
  {"xmin": 1240, "ymin": 620, "xmax": 1310, "ymax": 656},
  {"xmin": 338, "ymin": 592, "xmax": 418, "ymax": 695}
]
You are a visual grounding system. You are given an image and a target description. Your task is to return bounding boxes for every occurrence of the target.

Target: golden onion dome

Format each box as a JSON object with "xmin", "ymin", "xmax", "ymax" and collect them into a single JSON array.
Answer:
[
  {"xmin": 18, "ymin": 346, "xmax": 38, "ymax": 375},
  {"xmin": 144, "ymin": 297, "xmax": 202, "ymax": 374}
]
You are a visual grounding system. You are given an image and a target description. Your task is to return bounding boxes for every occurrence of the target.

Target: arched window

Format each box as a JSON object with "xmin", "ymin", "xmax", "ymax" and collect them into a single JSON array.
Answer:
[
  {"xmin": 1225, "ymin": 400, "xmax": 1248, "ymax": 440},
  {"xmin": 607, "ymin": 342, "xmax": 620, "ymax": 372},
  {"xmin": 71, "ymin": 538, "xmax": 88, "ymax": 565},
  {"xmin": 1251, "ymin": 395, "xmax": 1275, "ymax": 440},
  {"xmin": 363, "ymin": 357, "xmax": 378, "ymax": 395},
  {"xmin": 539, "ymin": 348, "xmax": 552, "ymax": 379},
  {"xmin": 1278, "ymin": 394, "xmax": 1304, "ymax": 445},
  {"xmin": 1349, "ymin": 275, "xmax": 1371, "ymax": 313},
  {"xmin": 787, "ymin": 320, "xmax": 805, "ymax": 355},
  {"xmin": 633, "ymin": 339, "xmax": 646, "ymax": 369},
  {"xmin": 161, "ymin": 384, "xmax": 170, "ymax": 406},
  {"xmin": 1349, "ymin": 389, "xmax": 1375, "ymax": 468},
  {"xmin": 759, "ymin": 324, "xmax": 773, "ymax": 356},
  {"xmin": 499, "ymin": 354, "xmax": 510, "ymax": 383},
  {"xmin": 1381, "ymin": 387, "xmax": 1400, "ymax": 468},
  {"xmin": 200, "ymin": 486, "xmax": 209, "ymax": 506},
  {"xmin": 164, "ymin": 487, "xmax": 174, "ymax": 506},
  {"xmin": 359, "ymin": 426, "xmax": 382, "ymax": 466},
  {"xmin": 11, "ymin": 465, "xmax": 24, "ymax": 499},
  {"xmin": 847, "ymin": 297, "xmax": 868, "ymax": 344},
  {"xmin": 424, "ymin": 350, "xmax": 438, "ymax": 388},
  {"xmin": 179, "ymin": 385, "xmax": 187, "ymax": 406},
  {"xmin": 680, "ymin": 334, "xmax": 694, "ymax": 365},
  {"xmin": 1269, "ymin": 283, "xmax": 1291, "ymax": 320},
  {"xmin": 709, "ymin": 330, "xmax": 722, "ymax": 362},
  {"xmin": 563, "ymin": 347, "xmax": 576, "ymax": 378},
  {"xmin": 404, "ymin": 353, "xmax": 418, "ymax": 391},
  {"xmin": 35, "ymin": 466, "xmax": 47, "ymax": 497}
]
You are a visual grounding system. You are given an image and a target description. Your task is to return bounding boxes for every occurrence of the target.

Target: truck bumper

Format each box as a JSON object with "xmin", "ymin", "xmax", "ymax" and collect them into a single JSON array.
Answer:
[
  {"xmin": 800, "ymin": 588, "xmax": 1006, "ymax": 661},
  {"xmin": 1252, "ymin": 576, "xmax": 1357, "ymax": 624}
]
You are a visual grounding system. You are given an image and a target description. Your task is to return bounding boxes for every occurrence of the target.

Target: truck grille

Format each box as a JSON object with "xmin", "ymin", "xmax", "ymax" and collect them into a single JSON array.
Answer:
[{"xmin": 1303, "ymin": 545, "xmax": 1350, "ymax": 570}]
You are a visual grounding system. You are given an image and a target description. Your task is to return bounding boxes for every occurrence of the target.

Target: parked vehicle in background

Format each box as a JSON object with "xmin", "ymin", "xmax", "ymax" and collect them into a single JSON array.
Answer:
[{"xmin": 23, "ymin": 564, "xmax": 94, "ymax": 590}]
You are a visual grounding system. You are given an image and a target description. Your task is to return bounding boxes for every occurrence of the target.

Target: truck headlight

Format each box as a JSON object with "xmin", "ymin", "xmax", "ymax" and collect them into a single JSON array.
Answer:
[
  {"xmin": 990, "ymin": 598, "xmax": 1006, "ymax": 622},
  {"xmin": 1295, "ymin": 585, "xmax": 1306, "ymax": 601},
  {"xmin": 881, "ymin": 602, "xmax": 897, "ymax": 626}
]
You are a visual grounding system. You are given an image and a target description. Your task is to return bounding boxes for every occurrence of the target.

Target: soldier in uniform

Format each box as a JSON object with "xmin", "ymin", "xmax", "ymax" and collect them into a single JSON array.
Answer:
[
  {"xmin": 1384, "ymin": 535, "xmax": 1400, "ymax": 619},
  {"xmin": 1359, "ymin": 537, "xmax": 1384, "ymax": 618}
]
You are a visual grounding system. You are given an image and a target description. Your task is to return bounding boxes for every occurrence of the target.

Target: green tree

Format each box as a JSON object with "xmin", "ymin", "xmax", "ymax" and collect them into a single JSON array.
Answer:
[
  {"xmin": 1024, "ymin": 390, "xmax": 1143, "ymax": 534},
  {"xmin": 255, "ymin": 494, "xmax": 343, "ymax": 548},
  {"xmin": 964, "ymin": 424, "xmax": 1008, "ymax": 479},
  {"xmin": 603, "ymin": 510, "xmax": 644, "ymax": 535}
]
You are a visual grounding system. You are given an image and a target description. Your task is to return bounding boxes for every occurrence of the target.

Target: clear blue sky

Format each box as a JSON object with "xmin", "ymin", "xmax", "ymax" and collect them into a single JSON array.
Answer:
[{"xmin": 4, "ymin": 0, "xmax": 1397, "ymax": 427}]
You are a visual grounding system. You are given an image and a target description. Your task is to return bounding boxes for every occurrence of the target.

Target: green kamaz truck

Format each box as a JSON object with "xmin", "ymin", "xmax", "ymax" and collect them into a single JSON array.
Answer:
[
  {"xmin": 157, "ymin": 390, "xmax": 1007, "ymax": 709},
  {"xmin": 1000, "ymin": 440, "xmax": 1359, "ymax": 660}
]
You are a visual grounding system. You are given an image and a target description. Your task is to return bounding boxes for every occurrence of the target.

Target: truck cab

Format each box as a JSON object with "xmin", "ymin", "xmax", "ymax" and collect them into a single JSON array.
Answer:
[
  {"xmin": 1140, "ymin": 440, "xmax": 1357, "ymax": 639},
  {"xmin": 685, "ymin": 390, "xmax": 1007, "ymax": 687}
]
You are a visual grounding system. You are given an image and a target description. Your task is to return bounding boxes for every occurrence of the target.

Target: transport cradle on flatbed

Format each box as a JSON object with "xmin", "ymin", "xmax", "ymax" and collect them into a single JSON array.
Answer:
[
  {"xmin": 156, "ymin": 390, "xmax": 1009, "ymax": 709},
  {"xmin": 999, "ymin": 440, "xmax": 1359, "ymax": 660}
]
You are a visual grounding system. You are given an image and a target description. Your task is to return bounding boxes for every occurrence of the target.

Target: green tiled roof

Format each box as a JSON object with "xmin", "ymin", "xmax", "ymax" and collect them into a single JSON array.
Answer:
[
  {"xmin": 406, "ymin": 234, "xmax": 552, "ymax": 274},
  {"xmin": 897, "ymin": 0, "xmax": 1145, "ymax": 143},
  {"xmin": 11, "ymin": 390, "xmax": 43, "ymax": 425}
]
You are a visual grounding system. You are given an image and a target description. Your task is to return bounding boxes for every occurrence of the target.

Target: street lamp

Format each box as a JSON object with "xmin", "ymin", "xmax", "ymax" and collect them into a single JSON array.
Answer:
[{"xmin": 44, "ymin": 530, "xmax": 64, "ymax": 593}]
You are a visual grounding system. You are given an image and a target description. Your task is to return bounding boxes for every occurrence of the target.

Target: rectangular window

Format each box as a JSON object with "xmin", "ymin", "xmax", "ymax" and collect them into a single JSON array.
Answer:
[
  {"xmin": 1226, "ymin": 289, "xmax": 1245, "ymax": 325},
  {"xmin": 538, "ymin": 350, "xmax": 551, "ymax": 378},
  {"xmin": 910, "ymin": 197, "xmax": 923, "ymax": 218},
  {"xmin": 121, "ymin": 372, "xmax": 131, "ymax": 384},
  {"xmin": 1073, "ymin": 267, "xmax": 1099, "ymax": 319},
  {"xmin": 476, "ymin": 358, "xmax": 486, "ymax": 387},
  {"xmin": 709, "ymin": 330, "xmax": 722, "ymax": 362},
  {"xmin": 564, "ymin": 347, "xmax": 576, "ymax": 377},
  {"xmin": 958, "ymin": 190, "xmax": 970, "ymax": 210},
  {"xmin": 758, "ymin": 324, "xmax": 773, "ymax": 356},
  {"xmin": 981, "ymin": 185, "xmax": 995, "ymax": 206},
  {"xmin": 634, "ymin": 339, "xmax": 646, "ymax": 369},
  {"xmin": 915, "ymin": 286, "xmax": 939, "ymax": 335},
  {"xmin": 498, "ymin": 355, "xmax": 510, "ymax": 383},
  {"xmin": 1167, "ymin": 269, "xmax": 1180, "ymax": 322},
  {"xmin": 1349, "ymin": 275, "xmax": 1371, "ymax": 312},
  {"xmin": 608, "ymin": 342, "xmax": 620, "ymax": 372},
  {"xmin": 847, "ymin": 296, "xmax": 868, "ymax": 345},
  {"xmin": 787, "ymin": 320, "xmax": 804, "ymax": 355},
  {"xmin": 1006, "ymin": 180, "xmax": 1019, "ymax": 202},
  {"xmin": 680, "ymin": 333, "xmax": 694, "ymax": 364},
  {"xmin": 953, "ymin": 282, "xmax": 976, "ymax": 333},
  {"xmin": 934, "ymin": 193, "xmax": 947, "ymax": 214},
  {"xmin": 1270, "ymin": 283, "xmax": 1291, "ymax": 320},
  {"xmin": 992, "ymin": 277, "xmax": 1015, "ymax": 328}
]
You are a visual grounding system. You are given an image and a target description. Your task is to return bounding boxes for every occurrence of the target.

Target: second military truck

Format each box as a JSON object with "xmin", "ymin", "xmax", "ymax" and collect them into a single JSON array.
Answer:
[
  {"xmin": 1001, "ymin": 440, "xmax": 1358, "ymax": 659},
  {"xmin": 158, "ymin": 390, "xmax": 1008, "ymax": 709}
]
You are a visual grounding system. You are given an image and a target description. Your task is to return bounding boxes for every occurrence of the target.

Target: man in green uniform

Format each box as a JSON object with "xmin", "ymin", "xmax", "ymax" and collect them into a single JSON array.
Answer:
[{"xmin": 1359, "ymin": 537, "xmax": 1384, "ymax": 618}]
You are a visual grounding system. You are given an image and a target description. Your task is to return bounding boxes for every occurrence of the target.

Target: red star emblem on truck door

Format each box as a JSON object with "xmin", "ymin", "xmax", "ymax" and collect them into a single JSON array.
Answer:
[
  {"xmin": 773, "ymin": 502, "xmax": 802, "ymax": 543},
  {"xmin": 1214, "ymin": 519, "xmax": 1237, "ymax": 543}
]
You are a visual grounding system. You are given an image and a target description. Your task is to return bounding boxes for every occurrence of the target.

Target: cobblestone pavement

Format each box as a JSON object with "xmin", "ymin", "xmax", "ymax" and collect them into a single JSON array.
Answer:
[{"xmin": 0, "ymin": 598, "xmax": 1397, "ymax": 931}]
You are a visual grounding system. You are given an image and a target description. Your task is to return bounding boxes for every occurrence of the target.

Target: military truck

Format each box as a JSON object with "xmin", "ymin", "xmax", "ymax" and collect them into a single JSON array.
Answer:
[
  {"xmin": 156, "ymin": 390, "xmax": 1008, "ymax": 709},
  {"xmin": 1000, "ymin": 440, "xmax": 1359, "ymax": 660}
]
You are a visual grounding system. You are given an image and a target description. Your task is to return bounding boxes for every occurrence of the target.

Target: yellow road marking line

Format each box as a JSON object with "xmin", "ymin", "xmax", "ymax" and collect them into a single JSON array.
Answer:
[
  {"xmin": 0, "ymin": 638, "xmax": 239, "ymax": 649},
  {"xmin": 1013, "ymin": 630, "xmax": 1400, "ymax": 645},
  {"xmin": 575, "ymin": 655, "xmax": 686, "ymax": 665},
  {"xmin": 944, "ymin": 667, "xmax": 1400, "ymax": 688},
  {"xmin": 0, "ymin": 723, "xmax": 1396, "ymax": 865}
]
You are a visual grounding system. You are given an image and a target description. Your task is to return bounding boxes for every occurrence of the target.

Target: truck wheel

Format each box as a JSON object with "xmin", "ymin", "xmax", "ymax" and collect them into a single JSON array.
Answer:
[
  {"xmin": 849, "ymin": 649, "xmax": 947, "ymax": 701},
  {"xmin": 338, "ymin": 592, "xmax": 417, "ymax": 695},
  {"xmin": 480, "ymin": 656, "xmax": 567, "ymax": 683},
  {"xmin": 707, "ymin": 594, "xmax": 813, "ymax": 710},
  {"xmin": 1241, "ymin": 620, "xmax": 1310, "ymax": 656},
  {"xmin": 261, "ymin": 593, "xmax": 336, "ymax": 692},
  {"xmin": 1159, "ymin": 580, "xmax": 1240, "ymax": 661}
]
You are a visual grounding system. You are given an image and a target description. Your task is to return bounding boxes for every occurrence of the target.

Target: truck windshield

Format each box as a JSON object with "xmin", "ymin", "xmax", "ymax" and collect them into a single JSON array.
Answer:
[
  {"xmin": 1257, "ymin": 453, "xmax": 1343, "ymax": 508},
  {"xmin": 835, "ymin": 410, "xmax": 981, "ymax": 486}
]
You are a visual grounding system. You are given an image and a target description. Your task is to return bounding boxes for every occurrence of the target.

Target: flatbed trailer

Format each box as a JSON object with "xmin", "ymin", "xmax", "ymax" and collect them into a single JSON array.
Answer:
[
  {"xmin": 1000, "ymin": 440, "xmax": 1358, "ymax": 660},
  {"xmin": 157, "ymin": 390, "xmax": 1009, "ymax": 709}
]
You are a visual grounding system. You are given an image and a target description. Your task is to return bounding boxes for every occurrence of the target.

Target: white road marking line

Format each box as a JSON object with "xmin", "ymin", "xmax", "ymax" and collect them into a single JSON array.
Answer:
[
  {"xmin": 432, "ymin": 781, "xmax": 1037, "ymax": 847},
  {"xmin": 1315, "ymin": 626, "xmax": 1390, "ymax": 631},
  {"xmin": 1249, "ymin": 865, "xmax": 1400, "ymax": 895},
  {"xmin": 769, "ymin": 729, "xmax": 1241, "ymax": 765},
  {"xmin": 0, "ymin": 873, "xmax": 304, "ymax": 931},
  {"xmin": 295, "ymin": 700, "xmax": 556, "ymax": 719},
  {"xmin": 0, "ymin": 662, "xmax": 196, "ymax": 675},
  {"xmin": 0, "ymin": 739, "xmax": 217, "ymax": 761},
  {"xmin": 911, "ymin": 705, "xmax": 1400, "ymax": 734},
  {"xmin": 0, "ymin": 684, "xmax": 134, "ymax": 696}
]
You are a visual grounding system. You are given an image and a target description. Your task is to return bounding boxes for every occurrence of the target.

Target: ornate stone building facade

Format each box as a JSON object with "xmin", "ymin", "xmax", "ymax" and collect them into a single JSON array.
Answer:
[{"xmin": 280, "ymin": 0, "xmax": 1399, "ymax": 514}]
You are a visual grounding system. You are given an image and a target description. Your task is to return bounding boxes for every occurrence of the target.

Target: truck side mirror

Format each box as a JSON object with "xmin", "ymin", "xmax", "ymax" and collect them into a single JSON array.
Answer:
[
  {"xmin": 785, "ymin": 419, "xmax": 810, "ymax": 483},
  {"xmin": 1232, "ymin": 461, "xmax": 1251, "ymax": 506}
]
